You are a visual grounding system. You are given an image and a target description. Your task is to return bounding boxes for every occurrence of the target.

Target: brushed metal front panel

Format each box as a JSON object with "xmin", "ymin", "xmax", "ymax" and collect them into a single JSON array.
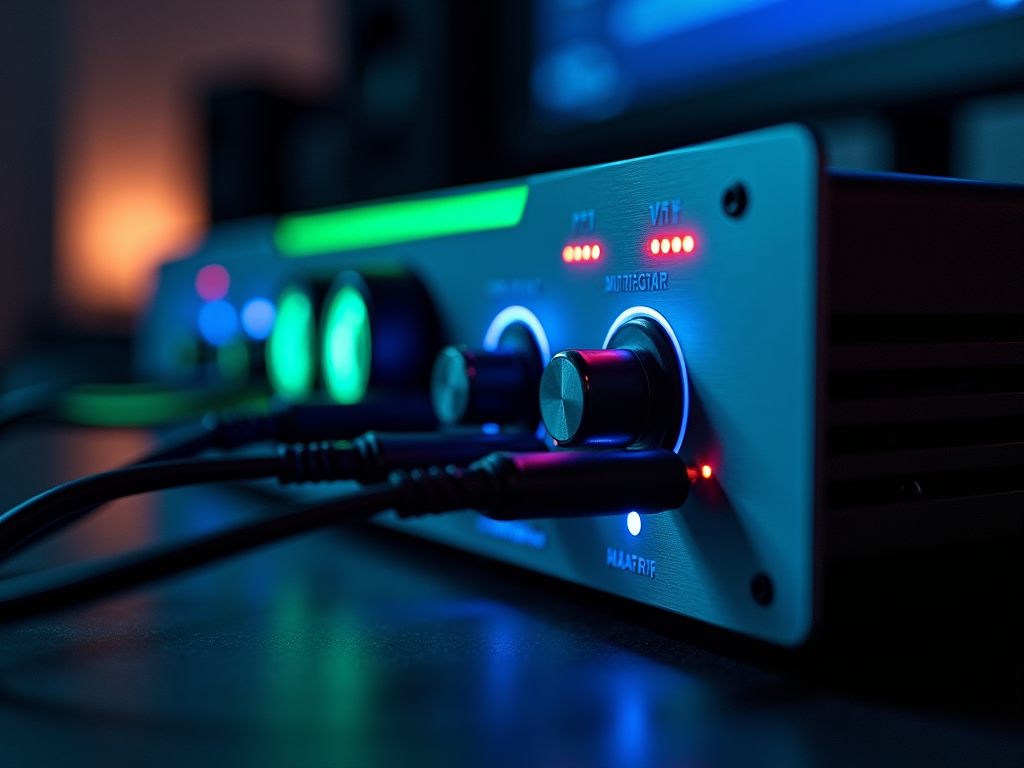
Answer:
[{"xmin": 144, "ymin": 124, "xmax": 821, "ymax": 646}]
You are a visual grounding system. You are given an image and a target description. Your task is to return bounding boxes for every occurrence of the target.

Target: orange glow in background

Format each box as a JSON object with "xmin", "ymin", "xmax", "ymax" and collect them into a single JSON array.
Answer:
[
  {"xmin": 59, "ymin": 172, "xmax": 205, "ymax": 317},
  {"xmin": 56, "ymin": 0, "xmax": 338, "ymax": 322}
]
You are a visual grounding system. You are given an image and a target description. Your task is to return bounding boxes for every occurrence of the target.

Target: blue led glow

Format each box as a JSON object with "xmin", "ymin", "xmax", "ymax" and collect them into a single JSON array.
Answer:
[
  {"xmin": 475, "ymin": 517, "xmax": 548, "ymax": 549},
  {"xmin": 483, "ymin": 305, "xmax": 551, "ymax": 362},
  {"xmin": 485, "ymin": 306, "xmax": 552, "ymax": 439},
  {"xmin": 627, "ymin": 511, "xmax": 642, "ymax": 536},
  {"xmin": 481, "ymin": 422, "xmax": 501, "ymax": 435},
  {"xmin": 241, "ymin": 297, "xmax": 276, "ymax": 340},
  {"xmin": 604, "ymin": 306, "xmax": 689, "ymax": 453},
  {"xmin": 198, "ymin": 300, "xmax": 239, "ymax": 346}
]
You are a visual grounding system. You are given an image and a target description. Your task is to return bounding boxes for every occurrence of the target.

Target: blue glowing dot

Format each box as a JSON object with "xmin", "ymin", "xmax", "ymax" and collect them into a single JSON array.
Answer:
[
  {"xmin": 481, "ymin": 422, "xmax": 501, "ymax": 435},
  {"xmin": 241, "ymin": 297, "xmax": 276, "ymax": 340},
  {"xmin": 198, "ymin": 300, "xmax": 239, "ymax": 346},
  {"xmin": 627, "ymin": 511, "xmax": 641, "ymax": 536}
]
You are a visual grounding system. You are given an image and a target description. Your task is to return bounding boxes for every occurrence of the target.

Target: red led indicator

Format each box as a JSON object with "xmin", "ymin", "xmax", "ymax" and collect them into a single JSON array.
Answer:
[
  {"xmin": 688, "ymin": 463, "xmax": 714, "ymax": 483},
  {"xmin": 648, "ymin": 234, "xmax": 696, "ymax": 256},
  {"xmin": 562, "ymin": 243, "xmax": 601, "ymax": 263},
  {"xmin": 196, "ymin": 264, "xmax": 230, "ymax": 301}
]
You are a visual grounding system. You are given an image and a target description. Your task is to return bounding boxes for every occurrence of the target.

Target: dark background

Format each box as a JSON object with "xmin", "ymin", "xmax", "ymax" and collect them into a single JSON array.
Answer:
[{"xmin": 2, "ymin": 0, "xmax": 1023, "ymax": 364}]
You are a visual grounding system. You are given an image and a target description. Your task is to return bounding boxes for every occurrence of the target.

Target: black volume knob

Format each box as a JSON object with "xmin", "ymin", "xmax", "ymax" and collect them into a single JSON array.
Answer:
[
  {"xmin": 431, "ymin": 345, "xmax": 541, "ymax": 426},
  {"xmin": 539, "ymin": 317, "xmax": 683, "ymax": 450},
  {"xmin": 540, "ymin": 350, "xmax": 649, "ymax": 447}
]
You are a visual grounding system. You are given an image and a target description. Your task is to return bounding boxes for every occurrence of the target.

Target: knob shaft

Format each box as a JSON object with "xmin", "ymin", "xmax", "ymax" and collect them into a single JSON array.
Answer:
[{"xmin": 431, "ymin": 346, "xmax": 540, "ymax": 426}]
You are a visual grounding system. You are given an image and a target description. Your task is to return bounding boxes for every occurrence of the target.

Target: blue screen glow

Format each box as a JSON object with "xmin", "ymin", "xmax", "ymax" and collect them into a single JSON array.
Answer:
[{"xmin": 533, "ymin": 0, "xmax": 1022, "ymax": 122}]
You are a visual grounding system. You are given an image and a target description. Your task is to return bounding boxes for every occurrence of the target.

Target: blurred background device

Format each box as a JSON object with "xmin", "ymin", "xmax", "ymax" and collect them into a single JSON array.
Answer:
[
  {"xmin": 517, "ymin": 0, "xmax": 1024, "ymax": 176},
  {"xmin": 2, "ymin": 1, "xmax": 1022, "ymax": 367}
]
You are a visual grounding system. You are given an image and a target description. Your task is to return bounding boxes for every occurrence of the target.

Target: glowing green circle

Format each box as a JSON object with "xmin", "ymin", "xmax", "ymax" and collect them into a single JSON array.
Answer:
[
  {"xmin": 267, "ymin": 286, "xmax": 316, "ymax": 401},
  {"xmin": 322, "ymin": 285, "xmax": 371, "ymax": 404}
]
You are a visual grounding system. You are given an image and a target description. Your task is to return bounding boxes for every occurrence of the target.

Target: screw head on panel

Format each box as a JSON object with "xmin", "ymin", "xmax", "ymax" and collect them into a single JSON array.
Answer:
[
  {"xmin": 722, "ymin": 182, "xmax": 748, "ymax": 218},
  {"xmin": 751, "ymin": 572, "xmax": 774, "ymax": 606}
]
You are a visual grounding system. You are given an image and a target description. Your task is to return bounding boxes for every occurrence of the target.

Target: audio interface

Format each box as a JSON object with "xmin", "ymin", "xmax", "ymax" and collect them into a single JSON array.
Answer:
[{"xmin": 139, "ymin": 124, "xmax": 1023, "ymax": 647}]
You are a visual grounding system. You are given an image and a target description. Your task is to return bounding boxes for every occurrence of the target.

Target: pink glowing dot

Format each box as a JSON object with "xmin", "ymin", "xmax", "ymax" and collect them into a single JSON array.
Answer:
[{"xmin": 196, "ymin": 264, "xmax": 230, "ymax": 301}]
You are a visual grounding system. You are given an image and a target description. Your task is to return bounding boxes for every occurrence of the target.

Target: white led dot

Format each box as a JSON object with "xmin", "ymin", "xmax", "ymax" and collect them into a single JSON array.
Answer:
[{"xmin": 627, "ymin": 511, "xmax": 642, "ymax": 536}]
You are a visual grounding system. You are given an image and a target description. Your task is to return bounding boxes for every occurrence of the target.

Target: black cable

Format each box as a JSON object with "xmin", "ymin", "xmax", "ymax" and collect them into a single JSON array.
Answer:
[
  {"xmin": 145, "ymin": 396, "xmax": 438, "ymax": 463},
  {"xmin": 0, "ymin": 484, "xmax": 400, "ymax": 624},
  {"xmin": 3, "ymin": 385, "xmax": 436, "ymax": 460},
  {"xmin": 10, "ymin": 397, "xmax": 440, "ymax": 554},
  {"xmin": 0, "ymin": 449, "xmax": 690, "ymax": 624},
  {"xmin": 4, "ymin": 387, "xmax": 443, "ymax": 556},
  {"xmin": 0, "ymin": 431, "xmax": 544, "ymax": 562}
]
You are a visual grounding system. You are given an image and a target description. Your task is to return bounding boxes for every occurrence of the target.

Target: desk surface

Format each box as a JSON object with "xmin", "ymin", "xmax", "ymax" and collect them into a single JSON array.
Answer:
[{"xmin": 0, "ymin": 426, "xmax": 1020, "ymax": 767}]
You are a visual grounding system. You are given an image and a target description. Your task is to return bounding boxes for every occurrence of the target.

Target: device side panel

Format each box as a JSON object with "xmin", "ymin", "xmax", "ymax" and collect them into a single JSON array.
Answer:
[{"xmin": 823, "ymin": 172, "xmax": 1024, "ymax": 560}]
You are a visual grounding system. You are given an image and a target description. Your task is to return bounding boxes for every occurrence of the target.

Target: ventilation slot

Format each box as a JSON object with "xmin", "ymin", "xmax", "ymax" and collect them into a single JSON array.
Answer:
[{"xmin": 824, "ymin": 315, "xmax": 1024, "ymax": 516}]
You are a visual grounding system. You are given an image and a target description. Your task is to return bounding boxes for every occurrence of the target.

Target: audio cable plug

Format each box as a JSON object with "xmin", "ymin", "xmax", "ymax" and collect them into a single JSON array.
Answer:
[
  {"xmin": 390, "ymin": 448, "xmax": 689, "ymax": 520},
  {"xmin": 145, "ymin": 395, "xmax": 438, "ymax": 463},
  {"xmin": 13, "ymin": 396, "xmax": 442, "ymax": 555},
  {"xmin": 0, "ymin": 448, "xmax": 690, "ymax": 623},
  {"xmin": 0, "ymin": 430, "xmax": 544, "ymax": 562}
]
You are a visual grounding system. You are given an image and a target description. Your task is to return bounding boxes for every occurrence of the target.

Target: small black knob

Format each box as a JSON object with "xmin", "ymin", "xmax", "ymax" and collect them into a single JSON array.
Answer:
[
  {"xmin": 539, "ymin": 350, "xmax": 650, "ymax": 447},
  {"xmin": 431, "ymin": 345, "xmax": 541, "ymax": 426},
  {"xmin": 539, "ymin": 317, "xmax": 683, "ymax": 450}
]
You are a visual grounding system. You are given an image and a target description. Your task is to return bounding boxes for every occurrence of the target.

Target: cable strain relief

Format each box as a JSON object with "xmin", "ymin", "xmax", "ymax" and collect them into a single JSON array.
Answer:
[
  {"xmin": 350, "ymin": 432, "xmax": 387, "ymax": 484},
  {"xmin": 276, "ymin": 441, "xmax": 358, "ymax": 484},
  {"xmin": 388, "ymin": 465, "xmax": 493, "ymax": 518},
  {"xmin": 212, "ymin": 406, "xmax": 276, "ymax": 449}
]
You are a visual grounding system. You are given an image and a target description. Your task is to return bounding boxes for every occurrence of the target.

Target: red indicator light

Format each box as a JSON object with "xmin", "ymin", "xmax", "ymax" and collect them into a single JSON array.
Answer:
[
  {"xmin": 648, "ymin": 234, "xmax": 697, "ymax": 257},
  {"xmin": 687, "ymin": 463, "xmax": 714, "ymax": 484},
  {"xmin": 196, "ymin": 264, "xmax": 230, "ymax": 301},
  {"xmin": 562, "ymin": 243, "xmax": 602, "ymax": 264}
]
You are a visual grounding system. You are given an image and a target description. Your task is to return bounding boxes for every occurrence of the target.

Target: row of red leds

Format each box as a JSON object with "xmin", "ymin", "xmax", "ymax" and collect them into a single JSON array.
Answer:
[
  {"xmin": 561, "ymin": 235, "xmax": 697, "ymax": 263},
  {"xmin": 562, "ymin": 244, "xmax": 601, "ymax": 262},
  {"xmin": 650, "ymin": 235, "xmax": 694, "ymax": 255}
]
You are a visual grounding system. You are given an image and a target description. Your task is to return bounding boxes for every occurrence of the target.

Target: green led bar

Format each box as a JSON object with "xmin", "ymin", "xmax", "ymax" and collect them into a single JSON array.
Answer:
[{"xmin": 275, "ymin": 185, "xmax": 530, "ymax": 257}]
